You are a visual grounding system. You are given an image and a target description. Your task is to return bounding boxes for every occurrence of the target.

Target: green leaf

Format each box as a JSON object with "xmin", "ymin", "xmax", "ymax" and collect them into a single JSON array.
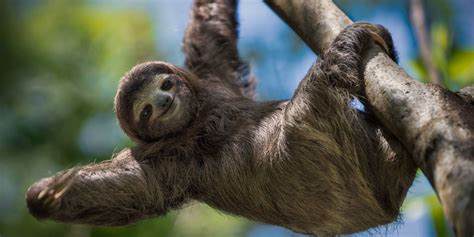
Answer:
[{"xmin": 448, "ymin": 50, "xmax": 474, "ymax": 87}]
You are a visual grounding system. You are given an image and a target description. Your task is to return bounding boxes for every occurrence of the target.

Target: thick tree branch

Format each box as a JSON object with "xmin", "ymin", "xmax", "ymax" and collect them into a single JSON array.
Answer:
[
  {"xmin": 457, "ymin": 85, "xmax": 474, "ymax": 105},
  {"xmin": 410, "ymin": 0, "xmax": 442, "ymax": 85},
  {"xmin": 265, "ymin": 0, "xmax": 474, "ymax": 236},
  {"xmin": 265, "ymin": 0, "xmax": 350, "ymax": 55}
]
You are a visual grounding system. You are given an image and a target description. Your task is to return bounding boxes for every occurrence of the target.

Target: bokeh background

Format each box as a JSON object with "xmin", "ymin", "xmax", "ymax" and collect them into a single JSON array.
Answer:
[{"xmin": 1, "ymin": 0, "xmax": 473, "ymax": 236}]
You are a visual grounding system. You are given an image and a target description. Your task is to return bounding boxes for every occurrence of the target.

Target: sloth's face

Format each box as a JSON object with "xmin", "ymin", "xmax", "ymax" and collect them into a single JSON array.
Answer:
[
  {"xmin": 133, "ymin": 73, "xmax": 196, "ymax": 141},
  {"xmin": 115, "ymin": 62, "xmax": 198, "ymax": 143}
]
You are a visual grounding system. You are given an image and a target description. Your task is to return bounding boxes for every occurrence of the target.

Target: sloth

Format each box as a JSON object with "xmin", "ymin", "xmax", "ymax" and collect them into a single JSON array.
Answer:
[{"xmin": 26, "ymin": 0, "xmax": 417, "ymax": 235}]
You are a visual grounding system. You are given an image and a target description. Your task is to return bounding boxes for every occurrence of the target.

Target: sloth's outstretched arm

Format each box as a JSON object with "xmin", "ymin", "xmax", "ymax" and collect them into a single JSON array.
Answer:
[
  {"xmin": 183, "ymin": 0, "xmax": 256, "ymax": 97},
  {"xmin": 25, "ymin": 149, "xmax": 187, "ymax": 226}
]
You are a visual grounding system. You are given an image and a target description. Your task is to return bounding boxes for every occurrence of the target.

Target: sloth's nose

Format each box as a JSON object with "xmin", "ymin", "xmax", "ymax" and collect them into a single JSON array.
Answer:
[{"xmin": 155, "ymin": 93, "xmax": 172, "ymax": 109}]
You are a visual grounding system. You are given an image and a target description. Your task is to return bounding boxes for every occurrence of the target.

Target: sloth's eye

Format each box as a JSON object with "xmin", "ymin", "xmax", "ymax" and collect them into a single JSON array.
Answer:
[
  {"xmin": 161, "ymin": 78, "xmax": 173, "ymax": 91},
  {"xmin": 141, "ymin": 104, "xmax": 153, "ymax": 119}
]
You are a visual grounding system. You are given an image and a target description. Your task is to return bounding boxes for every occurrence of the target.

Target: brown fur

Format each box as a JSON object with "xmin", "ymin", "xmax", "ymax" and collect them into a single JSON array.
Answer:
[{"xmin": 26, "ymin": 0, "xmax": 416, "ymax": 235}]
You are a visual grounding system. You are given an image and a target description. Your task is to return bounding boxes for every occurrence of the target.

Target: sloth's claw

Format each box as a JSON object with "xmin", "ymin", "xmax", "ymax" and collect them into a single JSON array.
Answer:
[
  {"xmin": 54, "ymin": 168, "xmax": 78, "ymax": 186},
  {"xmin": 37, "ymin": 187, "xmax": 49, "ymax": 200},
  {"xmin": 369, "ymin": 31, "xmax": 390, "ymax": 55},
  {"xmin": 27, "ymin": 167, "xmax": 79, "ymax": 218},
  {"xmin": 352, "ymin": 21, "xmax": 391, "ymax": 55},
  {"xmin": 53, "ymin": 173, "xmax": 76, "ymax": 200}
]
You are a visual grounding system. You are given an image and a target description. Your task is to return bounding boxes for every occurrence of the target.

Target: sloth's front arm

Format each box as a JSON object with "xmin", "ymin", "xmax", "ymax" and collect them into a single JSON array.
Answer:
[{"xmin": 26, "ymin": 149, "xmax": 189, "ymax": 226}]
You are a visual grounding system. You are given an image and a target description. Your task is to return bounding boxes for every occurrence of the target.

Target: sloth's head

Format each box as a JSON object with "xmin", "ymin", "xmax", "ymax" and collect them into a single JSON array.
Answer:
[{"xmin": 115, "ymin": 61, "xmax": 200, "ymax": 143}]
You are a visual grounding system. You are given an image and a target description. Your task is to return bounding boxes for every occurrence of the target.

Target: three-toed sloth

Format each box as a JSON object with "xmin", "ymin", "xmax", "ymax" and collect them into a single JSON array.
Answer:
[{"xmin": 26, "ymin": 0, "xmax": 417, "ymax": 235}]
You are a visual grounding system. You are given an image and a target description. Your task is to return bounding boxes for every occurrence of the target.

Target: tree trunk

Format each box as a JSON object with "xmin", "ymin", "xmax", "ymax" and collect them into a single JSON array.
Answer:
[{"xmin": 265, "ymin": 0, "xmax": 474, "ymax": 236}]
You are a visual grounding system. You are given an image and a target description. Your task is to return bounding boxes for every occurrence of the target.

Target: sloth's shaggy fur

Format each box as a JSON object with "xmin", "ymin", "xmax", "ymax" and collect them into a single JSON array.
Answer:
[{"xmin": 26, "ymin": 0, "xmax": 416, "ymax": 235}]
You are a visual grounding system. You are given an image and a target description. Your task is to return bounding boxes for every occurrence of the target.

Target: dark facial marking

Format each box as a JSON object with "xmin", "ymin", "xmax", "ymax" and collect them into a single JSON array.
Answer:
[
  {"xmin": 161, "ymin": 78, "xmax": 173, "ymax": 91},
  {"xmin": 141, "ymin": 104, "xmax": 153, "ymax": 120}
]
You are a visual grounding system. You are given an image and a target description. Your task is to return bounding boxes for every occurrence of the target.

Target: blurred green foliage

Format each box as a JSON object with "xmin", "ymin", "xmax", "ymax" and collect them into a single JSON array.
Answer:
[
  {"xmin": 410, "ymin": 23, "xmax": 474, "ymax": 89},
  {"xmin": 0, "ymin": 0, "xmax": 144, "ymax": 234}
]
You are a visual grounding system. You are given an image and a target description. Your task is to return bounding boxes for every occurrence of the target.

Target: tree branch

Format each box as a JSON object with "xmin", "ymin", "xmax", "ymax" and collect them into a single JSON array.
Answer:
[
  {"xmin": 409, "ymin": 0, "xmax": 442, "ymax": 85},
  {"xmin": 265, "ymin": 0, "xmax": 474, "ymax": 235},
  {"xmin": 457, "ymin": 85, "xmax": 474, "ymax": 105}
]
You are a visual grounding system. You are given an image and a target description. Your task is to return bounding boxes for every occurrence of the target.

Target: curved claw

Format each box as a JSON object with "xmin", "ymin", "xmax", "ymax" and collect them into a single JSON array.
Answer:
[
  {"xmin": 352, "ymin": 21, "xmax": 391, "ymax": 55},
  {"xmin": 26, "ymin": 167, "xmax": 79, "ymax": 219}
]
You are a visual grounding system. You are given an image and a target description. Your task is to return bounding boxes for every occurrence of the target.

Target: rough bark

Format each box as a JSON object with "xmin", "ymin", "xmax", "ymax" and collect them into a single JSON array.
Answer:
[
  {"xmin": 457, "ymin": 85, "xmax": 474, "ymax": 105},
  {"xmin": 265, "ymin": 0, "xmax": 474, "ymax": 236}
]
